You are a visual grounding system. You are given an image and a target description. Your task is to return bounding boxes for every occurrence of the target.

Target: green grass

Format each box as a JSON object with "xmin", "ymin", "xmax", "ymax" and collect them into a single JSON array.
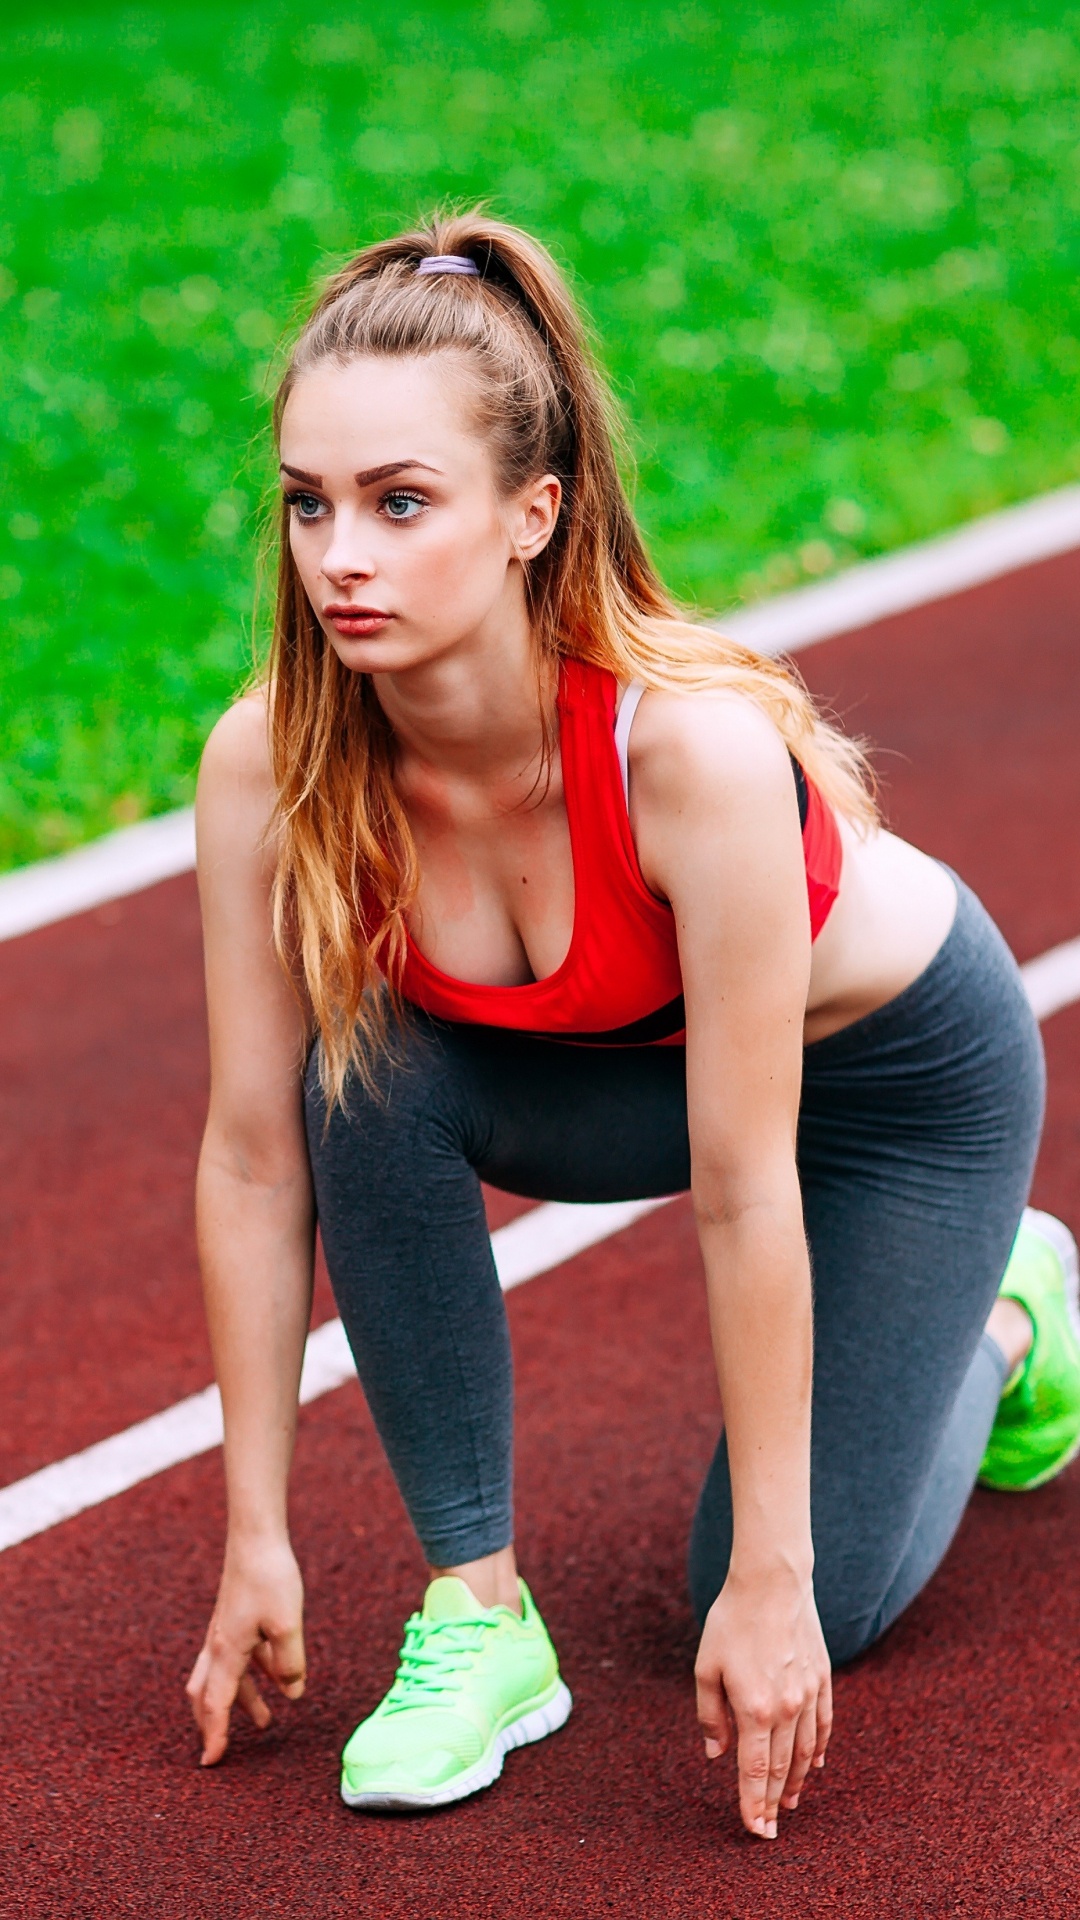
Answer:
[{"xmin": 2, "ymin": 0, "xmax": 1079, "ymax": 867}]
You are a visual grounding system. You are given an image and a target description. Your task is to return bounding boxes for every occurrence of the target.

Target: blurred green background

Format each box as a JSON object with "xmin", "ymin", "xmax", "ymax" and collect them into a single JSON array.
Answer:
[{"xmin": 1, "ymin": 1, "xmax": 1078, "ymax": 868}]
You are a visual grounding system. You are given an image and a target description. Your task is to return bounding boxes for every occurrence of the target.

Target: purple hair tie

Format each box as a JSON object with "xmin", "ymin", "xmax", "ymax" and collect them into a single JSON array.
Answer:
[{"xmin": 415, "ymin": 254, "xmax": 480, "ymax": 277}]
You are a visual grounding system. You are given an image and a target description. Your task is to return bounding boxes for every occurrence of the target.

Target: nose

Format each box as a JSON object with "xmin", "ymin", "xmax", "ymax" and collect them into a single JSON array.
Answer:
[{"xmin": 318, "ymin": 512, "xmax": 376, "ymax": 590}]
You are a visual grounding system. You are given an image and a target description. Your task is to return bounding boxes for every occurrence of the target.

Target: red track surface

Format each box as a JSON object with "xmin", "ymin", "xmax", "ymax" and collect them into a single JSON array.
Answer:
[{"xmin": 3, "ymin": 553, "xmax": 1080, "ymax": 1916}]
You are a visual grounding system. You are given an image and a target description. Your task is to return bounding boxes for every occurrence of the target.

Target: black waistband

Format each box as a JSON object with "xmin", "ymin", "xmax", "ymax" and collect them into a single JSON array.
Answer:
[{"xmin": 511, "ymin": 993, "xmax": 687, "ymax": 1047}]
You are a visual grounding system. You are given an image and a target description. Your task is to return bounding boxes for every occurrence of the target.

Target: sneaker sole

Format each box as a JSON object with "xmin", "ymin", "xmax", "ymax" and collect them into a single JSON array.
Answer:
[
  {"xmin": 340, "ymin": 1678, "xmax": 573, "ymax": 1812},
  {"xmin": 1022, "ymin": 1206, "xmax": 1080, "ymax": 1349},
  {"xmin": 986, "ymin": 1208, "xmax": 1080, "ymax": 1492}
]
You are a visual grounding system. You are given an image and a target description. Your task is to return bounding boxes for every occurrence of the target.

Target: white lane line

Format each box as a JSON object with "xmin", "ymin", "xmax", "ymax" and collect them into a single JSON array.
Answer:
[
  {"xmin": 0, "ymin": 809, "xmax": 196, "ymax": 942},
  {"xmin": 5, "ymin": 936, "xmax": 1080, "ymax": 1558},
  {"xmin": 3, "ymin": 485, "xmax": 1080, "ymax": 944},
  {"xmin": 0, "ymin": 1197, "xmax": 671, "ymax": 1554},
  {"xmin": 721, "ymin": 483, "xmax": 1080, "ymax": 657},
  {"xmin": 1018, "ymin": 935, "xmax": 1080, "ymax": 1024}
]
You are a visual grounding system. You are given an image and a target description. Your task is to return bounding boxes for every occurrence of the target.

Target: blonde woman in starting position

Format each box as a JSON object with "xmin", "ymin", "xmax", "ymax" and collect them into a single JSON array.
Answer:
[{"xmin": 187, "ymin": 214, "xmax": 1080, "ymax": 1837}]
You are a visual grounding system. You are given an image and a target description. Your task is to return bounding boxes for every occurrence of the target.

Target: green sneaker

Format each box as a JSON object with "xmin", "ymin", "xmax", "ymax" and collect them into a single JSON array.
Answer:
[
  {"xmin": 979, "ymin": 1208, "xmax": 1080, "ymax": 1492},
  {"xmin": 340, "ymin": 1575, "xmax": 571, "ymax": 1811}
]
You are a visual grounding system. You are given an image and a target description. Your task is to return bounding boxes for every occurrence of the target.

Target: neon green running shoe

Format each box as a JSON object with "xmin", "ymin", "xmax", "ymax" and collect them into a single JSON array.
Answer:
[
  {"xmin": 340, "ymin": 1576, "xmax": 571, "ymax": 1811},
  {"xmin": 979, "ymin": 1208, "xmax": 1080, "ymax": 1492}
]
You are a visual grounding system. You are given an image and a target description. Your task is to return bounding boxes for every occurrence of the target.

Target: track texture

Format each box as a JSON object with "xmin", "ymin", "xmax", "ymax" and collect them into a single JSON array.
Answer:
[{"xmin": 3, "ymin": 552, "xmax": 1080, "ymax": 1916}]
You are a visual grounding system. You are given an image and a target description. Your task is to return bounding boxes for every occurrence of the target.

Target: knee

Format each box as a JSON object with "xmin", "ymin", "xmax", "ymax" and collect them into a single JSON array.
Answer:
[
  {"xmin": 689, "ymin": 1451, "xmax": 898, "ymax": 1661},
  {"xmin": 690, "ymin": 1581, "xmax": 888, "ymax": 1667},
  {"xmin": 689, "ymin": 1522, "xmax": 892, "ymax": 1666},
  {"xmin": 812, "ymin": 1556, "xmax": 903, "ymax": 1664},
  {"xmin": 687, "ymin": 1488, "xmax": 729, "ymax": 1629},
  {"xmin": 819, "ymin": 1607, "xmax": 884, "ymax": 1667}
]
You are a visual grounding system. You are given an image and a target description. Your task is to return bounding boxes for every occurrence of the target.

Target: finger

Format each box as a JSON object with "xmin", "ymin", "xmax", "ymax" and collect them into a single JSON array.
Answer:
[
  {"xmin": 237, "ymin": 1670, "xmax": 273, "ymax": 1731},
  {"xmin": 256, "ymin": 1623, "xmax": 308, "ymax": 1700},
  {"xmin": 814, "ymin": 1670, "xmax": 833, "ymax": 1768},
  {"xmin": 198, "ymin": 1655, "xmax": 248, "ymax": 1767},
  {"xmin": 186, "ymin": 1646, "xmax": 217, "ymax": 1746},
  {"xmin": 780, "ymin": 1701, "xmax": 818, "ymax": 1811},
  {"xmin": 737, "ymin": 1719, "xmax": 774, "ymax": 1838},
  {"xmin": 185, "ymin": 1643, "xmax": 211, "ymax": 1711},
  {"xmin": 764, "ymin": 1714, "xmax": 798, "ymax": 1831},
  {"xmin": 198, "ymin": 1701, "xmax": 231, "ymax": 1769},
  {"xmin": 694, "ymin": 1662, "xmax": 733, "ymax": 1761}
]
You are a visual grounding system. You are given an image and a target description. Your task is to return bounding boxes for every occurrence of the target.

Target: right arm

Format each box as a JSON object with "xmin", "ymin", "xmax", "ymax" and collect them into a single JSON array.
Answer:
[{"xmin": 185, "ymin": 695, "xmax": 316, "ymax": 1766}]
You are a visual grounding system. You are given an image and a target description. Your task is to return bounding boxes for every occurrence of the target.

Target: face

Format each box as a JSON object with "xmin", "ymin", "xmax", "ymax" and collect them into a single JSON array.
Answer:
[{"xmin": 278, "ymin": 354, "xmax": 560, "ymax": 676}]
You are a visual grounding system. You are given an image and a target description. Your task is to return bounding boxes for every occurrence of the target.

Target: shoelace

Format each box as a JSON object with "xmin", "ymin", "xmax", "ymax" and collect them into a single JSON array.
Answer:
[{"xmin": 383, "ymin": 1612, "xmax": 499, "ymax": 1712}]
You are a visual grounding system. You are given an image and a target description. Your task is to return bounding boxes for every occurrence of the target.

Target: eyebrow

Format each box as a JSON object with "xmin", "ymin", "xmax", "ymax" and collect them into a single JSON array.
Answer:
[{"xmin": 279, "ymin": 460, "xmax": 442, "ymax": 488}]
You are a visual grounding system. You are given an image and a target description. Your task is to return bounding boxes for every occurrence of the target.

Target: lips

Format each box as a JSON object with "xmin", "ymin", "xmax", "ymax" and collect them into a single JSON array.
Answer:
[{"xmin": 323, "ymin": 605, "xmax": 393, "ymax": 636}]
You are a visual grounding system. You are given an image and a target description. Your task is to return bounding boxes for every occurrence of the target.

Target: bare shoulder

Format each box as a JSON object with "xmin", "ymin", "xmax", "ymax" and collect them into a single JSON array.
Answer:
[
  {"xmin": 200, "ymin": 688, "xmax": 273, "ymax": 788},
  {"xmin": 196, "ymin": 689, "xmax": 278, "ymax": 867},
  {"xmin": 628, "ymin": 685, "xmax": 794, "ymax": 820}
]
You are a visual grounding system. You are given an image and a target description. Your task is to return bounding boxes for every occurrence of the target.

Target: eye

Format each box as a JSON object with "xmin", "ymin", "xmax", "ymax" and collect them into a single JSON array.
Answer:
[
  {"xmin": 381, "ymin": 490, "xmax": 427, "ymax": 522},
  {"xmin": 285, "ymin": 490, "xmax": 326, "ymax": 521}
]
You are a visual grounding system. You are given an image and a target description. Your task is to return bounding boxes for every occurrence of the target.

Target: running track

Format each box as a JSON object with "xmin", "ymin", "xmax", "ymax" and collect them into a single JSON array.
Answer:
[{"xmin": 3, "ymin": 552, "xmax": 1080, "ymax": 1917}]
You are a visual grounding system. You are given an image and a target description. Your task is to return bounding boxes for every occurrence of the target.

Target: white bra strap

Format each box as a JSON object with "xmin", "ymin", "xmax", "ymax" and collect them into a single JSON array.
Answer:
[{"xmin": 613, "ymin": 679, "xmax": 646, "ymax": 808}]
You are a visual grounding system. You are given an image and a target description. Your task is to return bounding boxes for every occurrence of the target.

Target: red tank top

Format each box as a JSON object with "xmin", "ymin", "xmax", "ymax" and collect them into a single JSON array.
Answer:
[{"xmin": 394, "ymin": 658, "xmax": 841, "ymax": 1046}]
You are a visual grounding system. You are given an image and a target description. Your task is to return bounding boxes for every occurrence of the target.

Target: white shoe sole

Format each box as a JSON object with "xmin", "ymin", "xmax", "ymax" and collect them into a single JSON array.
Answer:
[
  {"xmin": 987, "ymin": 1208, "xmax": 1080, "ymax": 1492},
  {"xmin": 1021, "ymin": 1206, "xmax": 1080, "ymax": 1346},
  {"xmin": 341, "ymin": 1679, "xmax": 573, "ymax": 1812}
]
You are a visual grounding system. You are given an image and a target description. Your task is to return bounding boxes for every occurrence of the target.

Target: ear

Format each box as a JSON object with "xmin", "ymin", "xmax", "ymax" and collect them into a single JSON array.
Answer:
[{"xmin": 510, "ymin": 474, "xmax": 562, "ymax": 562}]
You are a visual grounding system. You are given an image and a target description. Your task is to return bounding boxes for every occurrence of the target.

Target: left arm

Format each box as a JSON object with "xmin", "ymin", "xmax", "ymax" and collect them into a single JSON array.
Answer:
[{"xmin": 629, "ymin": 689, "xmax": 832, "ymax": 1840}]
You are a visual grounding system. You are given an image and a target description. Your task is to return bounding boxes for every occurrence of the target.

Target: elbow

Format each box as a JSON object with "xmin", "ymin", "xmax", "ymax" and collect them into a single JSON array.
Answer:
[
  {"xmin": 199, "ymin": 1119, "xmax": 311, "ymax": 1200},
  {"xmin": 690, "ymin": 1187, "xmax": 772, "ymax": 1233},
  {"xmin": 690, "ymin": 1157, "xmax": 802, "ymax": 1235}
]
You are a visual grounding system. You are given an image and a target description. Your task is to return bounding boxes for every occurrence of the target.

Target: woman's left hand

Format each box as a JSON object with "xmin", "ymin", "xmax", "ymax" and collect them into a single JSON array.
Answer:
[{"xmin": 694, "ymin": 1566, "xmax": 832, "ymax": 1839}]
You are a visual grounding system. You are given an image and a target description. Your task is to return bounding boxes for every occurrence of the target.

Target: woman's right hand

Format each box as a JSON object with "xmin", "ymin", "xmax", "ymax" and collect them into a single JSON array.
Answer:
[{"xmin": 186, "ymin": 1535, "xmax": 307, "ymax": 1766}]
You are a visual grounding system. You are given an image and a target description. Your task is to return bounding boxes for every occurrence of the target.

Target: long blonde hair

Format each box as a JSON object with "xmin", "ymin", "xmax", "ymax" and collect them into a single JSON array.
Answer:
[{"xmin": 268, "ymin": 210, "xmax": 875, "ymax": 1107}]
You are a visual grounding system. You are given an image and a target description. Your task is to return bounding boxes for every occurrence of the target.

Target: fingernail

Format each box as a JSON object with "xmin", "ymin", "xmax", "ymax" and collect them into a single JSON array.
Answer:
[
  {"xmin": 704, "ymin": 1739, "xmax": 721, "ymax": 1760},
  {"xmin": 753, "ymin": 1817, "xmax": 766, "ymax": 1836},
  {"xmin": 767, "ymin": 1821, "xmax": 777, "ymax": 1840},
  {"xmin": 783, "ymin": 1795, "xmax": 799, "ymax": 1810},
  {"xmin": 815, "ymin": 1756, "xmax": 825, "ymax": 1769}
]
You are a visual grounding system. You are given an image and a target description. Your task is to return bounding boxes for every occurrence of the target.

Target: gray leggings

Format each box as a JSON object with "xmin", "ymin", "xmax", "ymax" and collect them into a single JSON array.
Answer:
[{"xmin": 307, "ymin": 879, "xmax": 1044, "ymax": 1664}]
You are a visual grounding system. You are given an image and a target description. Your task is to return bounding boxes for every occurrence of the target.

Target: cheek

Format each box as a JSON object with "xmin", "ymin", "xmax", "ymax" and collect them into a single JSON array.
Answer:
[
  {"xmin": 288, "ymin": 520, "xmax": 323, "ymax": 594},
  {"xmin": 406, "ymin": 504, "xmax": 509, "ymax": 614}
]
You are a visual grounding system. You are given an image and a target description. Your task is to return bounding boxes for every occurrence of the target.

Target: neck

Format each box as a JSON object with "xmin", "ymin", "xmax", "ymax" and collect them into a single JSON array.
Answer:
[{"xmin": 371, "ymin": 592, "xmax": 552, "ymax": 786}]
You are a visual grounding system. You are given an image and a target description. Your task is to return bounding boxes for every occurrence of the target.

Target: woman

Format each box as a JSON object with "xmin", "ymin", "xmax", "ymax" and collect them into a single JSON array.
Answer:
[{"xmin": 186, "ymin": 214, "xmax": 1080, "ymax": 1838}]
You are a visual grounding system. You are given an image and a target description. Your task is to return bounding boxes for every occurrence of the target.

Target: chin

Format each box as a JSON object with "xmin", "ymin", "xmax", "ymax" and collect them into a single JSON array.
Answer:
[{"xmin": 329, "ymin": 632, "xmax": 432, "ymax": 675}]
